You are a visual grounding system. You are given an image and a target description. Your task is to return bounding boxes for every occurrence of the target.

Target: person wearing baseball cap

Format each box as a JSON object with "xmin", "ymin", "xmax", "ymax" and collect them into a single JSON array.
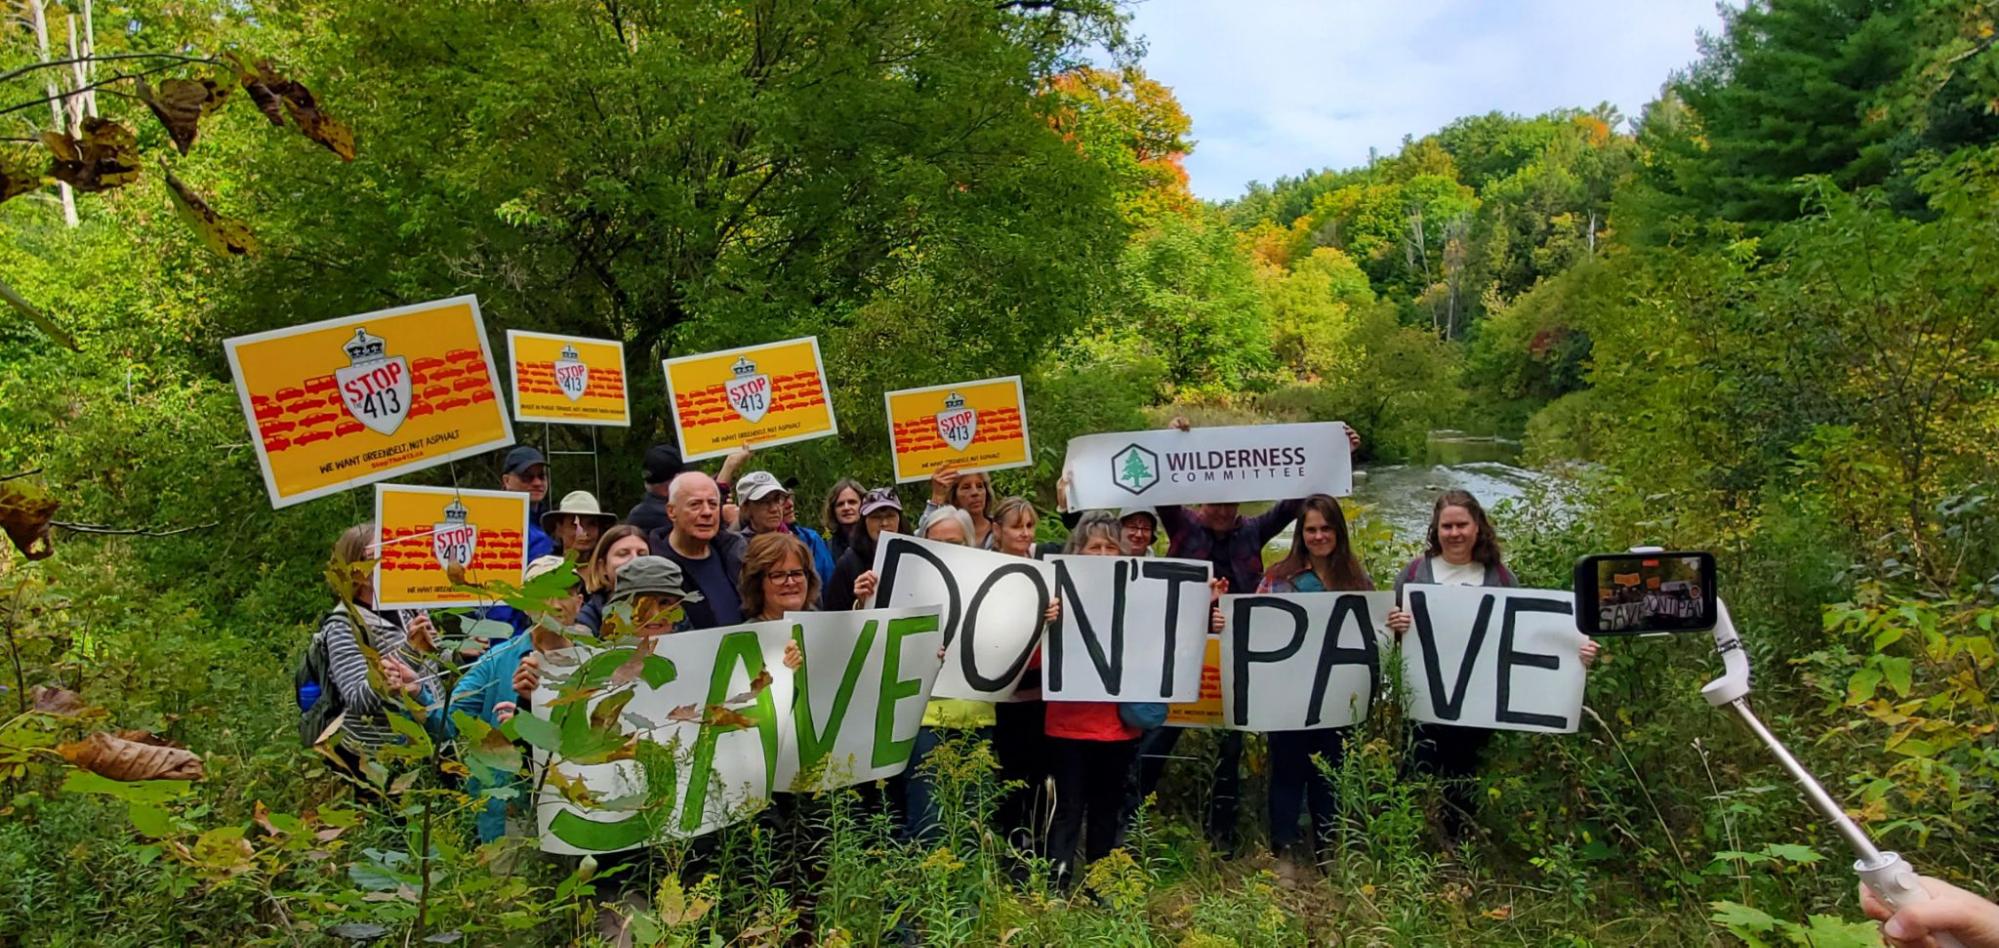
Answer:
[
  {"xmin": 732, "ymin": 471, "xmax": 837, "ymax": 605},
  {"xmin": 824, "ymin": 487, "xmax": 903, "ymax": 611},
  {"xmin": 542, "ymin": 490, "xmax": 618, "ymax": 556},
  {"xmin": 625, "ymin": 443, "xmax": 685, "ymax": 535}
]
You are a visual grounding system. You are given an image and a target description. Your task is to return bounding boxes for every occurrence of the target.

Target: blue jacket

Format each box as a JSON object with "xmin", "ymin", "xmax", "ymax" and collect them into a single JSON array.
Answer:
[
  {"xmin": 436, "ymin": 632, "xmax": 537, "ymax": 842},
  {"xmin": 792, "ymin": 524, "xmax": 837, "ymax": 606}
]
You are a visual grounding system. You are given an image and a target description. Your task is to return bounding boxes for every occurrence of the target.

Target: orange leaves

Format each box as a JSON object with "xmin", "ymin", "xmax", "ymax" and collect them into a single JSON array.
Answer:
[
  {"xmin": 58, "ymin": 731, "xmax": 205, "ymax": 781},
  {"xmin": 162, "ymin": 167, "xmax": 257, "ymax": 258},
  {"xmin": 135, "ymin": 75, "xmax": 233, "ymax": 155},
  {"xmin": 226, "ymin": 55, "xmax": 356, "ymax": 162},
  {"xmin": 43, "ymin": 117, "xmax": 141, "ymax": 193},
  {"xmin": 0, "ymin": 478, "xmax": 60, "ymax": 561}
]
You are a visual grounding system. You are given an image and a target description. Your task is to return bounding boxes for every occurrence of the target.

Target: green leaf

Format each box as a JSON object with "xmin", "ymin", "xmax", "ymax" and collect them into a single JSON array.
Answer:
[
  {"xmin": 127, "ymin": 801, "xmax": 177, "ymax": 838},
  {"xmin": 1845, "ymin": 668, "xmax": 1883, "ymax": 705},
  {"xmin": 1877, "ymin": 656, "xmax": 1913, "ymax": 697},
  {"xmin": 463, "ymin": 619, "xmax": 515, "ymax": 642},
  {"xmin": 59, "ymin": 770, "xmax": 191, "ymax": 804},
  {"xmin": 505, "ymin": 711, "xmax": 562, "ymax": 754},
  {"xmin": 590, "ymin": 690, "xmax": 635, "ymax": 733},
  {"xmin": 1709, "ymin": 900, "xmax": 1778, "ymax": 940},
  {"xmin": 388, "ymin": 712, "xmax": 435, "ymax": 755},
  {"xmin": 638, "ymin": 656, "xmax": 677, "ymax": 689},
  {"xmin": 1794, "ymin": 914, "xmax": 1881, "ymax": 948},
  {"xmin": 1760, "ymin": 843, "xmax": 1822, "ymax": 864}
]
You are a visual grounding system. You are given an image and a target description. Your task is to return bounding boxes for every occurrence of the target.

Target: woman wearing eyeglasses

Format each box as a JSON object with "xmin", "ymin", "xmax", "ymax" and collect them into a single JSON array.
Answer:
[{"xmin": 743, "ymin": 532, "xmax": 820, "ymax": 625}]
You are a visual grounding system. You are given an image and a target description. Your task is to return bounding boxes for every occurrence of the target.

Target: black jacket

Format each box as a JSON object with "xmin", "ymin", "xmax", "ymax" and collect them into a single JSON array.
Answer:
[
  {"xmin": 626, "ymin": 491, "xmax": 671, "ymax": 535},
  {"xmin": 646, "ymin": 526, "xmax": 748, "ymax": 629}
]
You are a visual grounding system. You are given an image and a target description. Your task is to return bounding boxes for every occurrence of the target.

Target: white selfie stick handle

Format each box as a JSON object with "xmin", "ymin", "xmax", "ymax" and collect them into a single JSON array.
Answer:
[{"xmin": 1858, "ymin": 852, "xmax": 1965, "ymax": 948}]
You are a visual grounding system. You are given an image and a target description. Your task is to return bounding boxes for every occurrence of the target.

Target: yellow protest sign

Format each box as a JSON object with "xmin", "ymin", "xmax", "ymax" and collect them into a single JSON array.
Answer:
[
  {"xmin": 224, "ymin": 296, "xmax": 515, "ymax": 509},
  {"xmin": 884, "ymin": 376, "xmax": 1032, "ymax": 483},
  {"xmin": 505, "ymin": 330, "xmax": 630, "ymax": 426},
  {"xmin": 1165, "ymin": 637, "xmax": 1224, "ymax": 728},
  {"xmin": 662, "ymin": 337, "xmax": 838, "ymax": 461},
  {"xmin": 372, "ymin": 484, "xmax": 530, "ymax": 610}
]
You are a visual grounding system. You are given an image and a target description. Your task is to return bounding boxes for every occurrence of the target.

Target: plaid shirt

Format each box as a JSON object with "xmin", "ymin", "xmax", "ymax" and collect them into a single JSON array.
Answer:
[{"xmin": 1158, "ymin": 498, "xmax": 1303, "ymax": 594}]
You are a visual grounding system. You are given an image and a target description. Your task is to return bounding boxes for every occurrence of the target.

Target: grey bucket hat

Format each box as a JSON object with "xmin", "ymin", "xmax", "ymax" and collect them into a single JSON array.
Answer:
[{"xmin": 609, "ymin": 555, "xmax": 704, "ymax": 604}]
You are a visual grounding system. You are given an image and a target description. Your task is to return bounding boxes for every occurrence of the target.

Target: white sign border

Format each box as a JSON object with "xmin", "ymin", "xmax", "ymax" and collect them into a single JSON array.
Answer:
[
  {"xmin": 504, "ymin": 328, "xmax": 632, "ymax": 428},
  {"xmin": 370, "ymin": 482, "xmax": 531, "ymax": 611},
  {"xmin": 883, "ymin": 374, "xmax": 1032, "ymax": 484},
  {"xmin": 660, "ymin": 335, "xmax": 840, "ymax": 462},
  {"xmin": 223, "ymin": 294, "xmax": 517, "ymax": 510}
]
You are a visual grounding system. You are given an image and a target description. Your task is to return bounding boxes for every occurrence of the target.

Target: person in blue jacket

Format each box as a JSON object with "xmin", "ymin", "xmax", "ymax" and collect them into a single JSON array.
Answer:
[
  {"xmin": 733, "ymin": 470, "xmax": 836, "ymax": 605},
  {"xmin": 436, "ymin": 554, "xmax": 579, "ymax": 841}
]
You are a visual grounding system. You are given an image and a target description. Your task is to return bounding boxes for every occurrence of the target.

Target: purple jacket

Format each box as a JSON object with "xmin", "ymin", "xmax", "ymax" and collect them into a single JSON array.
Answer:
[{"xmin": 1158, "ymin": 498, "xmax": 1303, "ymax": 595}]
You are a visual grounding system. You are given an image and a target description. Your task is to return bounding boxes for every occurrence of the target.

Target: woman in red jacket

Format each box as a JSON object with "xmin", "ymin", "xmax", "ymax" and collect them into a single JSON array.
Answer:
[{"xmin": 1043, "ymin": 512, "xmax": 1144, "ymax": 884}]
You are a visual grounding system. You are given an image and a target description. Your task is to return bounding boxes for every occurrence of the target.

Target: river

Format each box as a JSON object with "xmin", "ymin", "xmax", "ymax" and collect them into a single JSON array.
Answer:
[{"xmin": 1264, "ymin": 430, "xmax": 1550, "ymax": 553}]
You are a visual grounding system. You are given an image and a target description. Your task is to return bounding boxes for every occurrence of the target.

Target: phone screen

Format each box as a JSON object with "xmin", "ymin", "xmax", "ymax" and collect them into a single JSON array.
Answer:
[{"xmin": 1574, "ymin": 552, "xmax": 1716, "ymax": 636}]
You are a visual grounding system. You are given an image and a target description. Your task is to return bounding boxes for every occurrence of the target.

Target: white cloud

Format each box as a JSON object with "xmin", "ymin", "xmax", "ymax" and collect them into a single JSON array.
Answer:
[{"xmin": 1125, "ymin": 0, "xmax": 1727, "ymax": 200}]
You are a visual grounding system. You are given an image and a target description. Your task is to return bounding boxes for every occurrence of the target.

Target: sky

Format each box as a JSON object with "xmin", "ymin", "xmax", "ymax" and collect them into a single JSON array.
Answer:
[{"xmin": 1124, "ymin": 0, "xmax": 1728, "ymax": 201}]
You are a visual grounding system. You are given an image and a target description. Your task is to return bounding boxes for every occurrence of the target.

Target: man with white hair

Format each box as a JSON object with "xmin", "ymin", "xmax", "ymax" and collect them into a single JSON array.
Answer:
[{"xmin": 646, "ymin": 471, "xmax": 746, "ymax": 629}]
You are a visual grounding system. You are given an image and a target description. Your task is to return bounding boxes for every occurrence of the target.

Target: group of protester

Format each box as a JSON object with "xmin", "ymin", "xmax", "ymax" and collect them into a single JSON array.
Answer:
[{"xmin": 303, "ymin": 421, "xmax": 1601, "ymax": 888}]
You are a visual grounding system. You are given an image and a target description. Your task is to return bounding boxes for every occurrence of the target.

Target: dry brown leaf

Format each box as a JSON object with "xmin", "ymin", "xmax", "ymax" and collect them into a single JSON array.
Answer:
[
  {"xmin": 0, "ymin": 480, "xmax": 60, "ymax": 560},
  {"xmin": 705, "ymin": 705, "xmax": 757, "ymax": 730},
  {"xmin": 58, "ymin": 731, "xmax": 204, "ymax": 781},
  {"xmin": 665, "ymin": 702, "xmax": 702, "ymax": 723},
  {"xmin": 44, "ymin": 117, "xmax": 141, "ymax": 193},
  {"xmin": 135, "ymin": 75, "xmax": 233, "ymax": 155},
  {"xmin": 276, "ymin": 79, "xmax": 356, "ymax": 162},
  {"xmin": 226, "ymin": 55, "xmax": 288, "ymax": 126},
  {"xmin": 251, "ymin": 800, "xmax": 282, "ymax": 836},
  {"xmin": 228, "ymin": 57, "xmax": 354, "ymax": 161},
  {"xmin": 725, "ymin": 668, "xmax": 774, "ymax": 705},
  {"xmin": 610, "ymin": 637, "xmax": 658, "ymax": 688},
  {"xmin": 31, "ymin": 685, "xmax": 86, "ymax": 716},
  {"xmin": 162, "ymin": 167, "xmax": 257, "ymax": 257}
]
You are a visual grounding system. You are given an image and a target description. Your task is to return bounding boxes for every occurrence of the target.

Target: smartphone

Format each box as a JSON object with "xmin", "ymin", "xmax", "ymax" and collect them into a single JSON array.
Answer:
[{"xmin": 1572, "ymin": 551, "xmax": 1717, "ymax": 636}]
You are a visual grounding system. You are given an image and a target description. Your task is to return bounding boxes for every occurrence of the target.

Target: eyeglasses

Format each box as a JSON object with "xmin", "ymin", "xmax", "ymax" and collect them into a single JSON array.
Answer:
[{"xmin": 767, "ymin": 569, "xmax": 807, "ymax": 584}]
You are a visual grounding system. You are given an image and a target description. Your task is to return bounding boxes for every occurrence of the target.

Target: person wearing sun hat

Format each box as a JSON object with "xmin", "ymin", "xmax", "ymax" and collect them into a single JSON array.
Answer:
[
  {"xmin": 605, "ymin": 555, "xmax": 701, "ymax": 636},
  {"xmin": 541, "ymin": 490, "xmax": 618, "ymax": 557}
]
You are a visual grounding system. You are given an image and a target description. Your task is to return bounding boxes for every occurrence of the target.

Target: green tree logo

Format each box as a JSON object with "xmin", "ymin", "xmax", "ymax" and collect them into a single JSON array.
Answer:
[{"xmin": 1112, "ymin": 444, "xmax": 1159, "ymax": 494}]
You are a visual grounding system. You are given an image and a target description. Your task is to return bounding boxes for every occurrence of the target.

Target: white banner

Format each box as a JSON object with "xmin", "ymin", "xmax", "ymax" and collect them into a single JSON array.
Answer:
[
  {"xmin": 1400, "ymin": 584, "xmax": 1587, "ymax": 734},
  {"xmin": 533, "ymin": 621, "xmax": 795, "ymax": 855},
  {"xmin": 775, "ymin": 606, "xmax": 947, "ymax": 792},
  {"xmin": 868, "ymin": 534, "xmax": 1053, "ymax": 701},
  {"xmin": 1063, "ymin": 422, "xmax": 1352, "ymax": 510},
  {"xmin": 1218, "ymin": 591, "xmax": 1396, "ymax": 731},
  {"xmin": 1044, "ymin": 555, "xmax": 1212, "ymax": 703}
]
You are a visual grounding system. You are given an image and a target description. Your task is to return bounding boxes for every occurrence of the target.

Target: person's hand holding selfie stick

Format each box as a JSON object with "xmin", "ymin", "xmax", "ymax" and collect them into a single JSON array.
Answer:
[
  {"xmin": 1580, "ymin": 548, "xmax": 1983, "ymax": 948},
  {"xmin": 1697, "ymin": 592, "xmax": 1967, "ymax": 948}
]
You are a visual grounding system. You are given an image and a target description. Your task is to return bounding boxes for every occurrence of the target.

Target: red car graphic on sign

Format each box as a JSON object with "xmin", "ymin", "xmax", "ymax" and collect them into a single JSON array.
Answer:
[{"xmin": 294, "ymin": 429, "xmax": 334, "ymax": 446}]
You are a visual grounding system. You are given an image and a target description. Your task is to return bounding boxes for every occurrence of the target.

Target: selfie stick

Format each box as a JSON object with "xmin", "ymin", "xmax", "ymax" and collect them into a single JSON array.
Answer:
[{"xmin": 1700, "ymin": 598, "xmax": 1959, "ymax": 946}]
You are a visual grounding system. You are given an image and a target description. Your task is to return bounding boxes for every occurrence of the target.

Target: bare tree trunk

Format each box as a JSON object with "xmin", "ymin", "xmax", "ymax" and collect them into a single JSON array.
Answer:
[{"xmin": 29, "ymin": 0, "xmax": 78, "ymax": 227}]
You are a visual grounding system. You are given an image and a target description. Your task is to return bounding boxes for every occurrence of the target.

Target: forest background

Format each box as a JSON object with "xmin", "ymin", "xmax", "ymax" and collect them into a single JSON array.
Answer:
[{"xmin": 1, "ymin": 0, "xmax": 1997, "ymax": 944}]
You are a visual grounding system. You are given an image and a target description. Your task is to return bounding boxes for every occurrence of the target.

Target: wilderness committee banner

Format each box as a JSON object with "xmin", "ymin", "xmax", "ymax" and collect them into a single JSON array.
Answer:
[
  {"xmin": 224, "ymin": 295, "xmax": 514, "ymax": 509},
  {"xmin": 1063, "ymin": 422, "xmax": 1353, "ymax": 509}
]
